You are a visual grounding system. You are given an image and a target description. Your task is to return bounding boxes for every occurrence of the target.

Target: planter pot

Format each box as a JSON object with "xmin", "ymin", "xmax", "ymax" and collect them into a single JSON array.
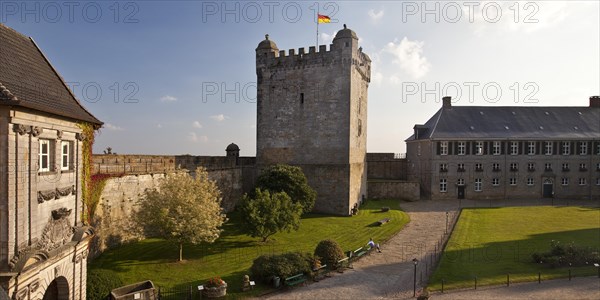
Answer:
[{"xmin": 203, "ymin": 283, "xmax": 227, "ymax": 298}]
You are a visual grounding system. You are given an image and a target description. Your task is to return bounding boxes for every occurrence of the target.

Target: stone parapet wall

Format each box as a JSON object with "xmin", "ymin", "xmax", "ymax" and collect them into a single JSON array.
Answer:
[{"xmin": 367, "ymin": 180, "xmax": 420, "ymax": 201}]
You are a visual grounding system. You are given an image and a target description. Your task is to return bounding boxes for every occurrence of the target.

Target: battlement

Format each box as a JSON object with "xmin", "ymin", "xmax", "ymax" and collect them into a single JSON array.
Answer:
[{"xmin": 258, "ymin": 44, "xmax": 371, "ymax": 72}]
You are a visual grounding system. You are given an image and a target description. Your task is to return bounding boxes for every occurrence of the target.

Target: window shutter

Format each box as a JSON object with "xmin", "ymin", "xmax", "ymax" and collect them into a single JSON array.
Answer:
[
  {"xmin": 536, "ymin": 142, "xmax": 541, "ymax": 154},
  {"xmin": 466, "ymin": 142, "xmax": 471, "ymax": 155},
  {"xmin": 570, "ymin": 142, "xmax": 575, "ymax": 155},
  {"xmin": 554, "ymin": 142, "xmax": 559, "ymax": 155},
  {"xmin": 484, "ymin": 142, "xmax": 489, "ymax": 155},
  {"xmin": 501, "ymin": 142, "xmax": 505, "ymax": 155},
  {"xmin": 436, "ymin": 142, "xmax": 441, "ymax": 155},
  {"xmin": 453, "ymin": 142, "xmax": 458, "ymax": 155},
  {"xmin": 587, "ymin": 141, "xmax": 592, "ymax": 155}
]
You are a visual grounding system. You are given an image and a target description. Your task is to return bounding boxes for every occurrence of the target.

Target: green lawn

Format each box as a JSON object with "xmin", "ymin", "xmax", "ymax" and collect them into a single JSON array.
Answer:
[
  {"xmin": 429, "ymin": 206, "xmax": 600, "ymax": 291},
  {"xmin": 89, "ymin": 199, "xmax": 409, "ymax": 296}
]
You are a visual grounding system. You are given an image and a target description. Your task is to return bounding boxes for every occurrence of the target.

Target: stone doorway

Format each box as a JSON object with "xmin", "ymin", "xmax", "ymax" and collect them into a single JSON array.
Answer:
[
  {"xmin": 42, "ymin": 277, "xmax": 69, "ymax": 300},
  {"xmin": 543, "ymin": 179, "xmax": 554, "ymax": 198}
]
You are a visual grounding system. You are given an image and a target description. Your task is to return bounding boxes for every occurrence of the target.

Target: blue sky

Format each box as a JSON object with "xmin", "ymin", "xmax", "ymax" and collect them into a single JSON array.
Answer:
[{"xmin": 2, "ymin": 1, "xmax": 599, "ymax": 155}]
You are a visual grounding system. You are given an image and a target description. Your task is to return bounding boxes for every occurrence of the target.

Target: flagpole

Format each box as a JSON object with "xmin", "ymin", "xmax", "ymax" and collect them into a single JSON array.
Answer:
[{"xmin": 316, "ymin": 9, "xmax": 319, "ymax": 48}]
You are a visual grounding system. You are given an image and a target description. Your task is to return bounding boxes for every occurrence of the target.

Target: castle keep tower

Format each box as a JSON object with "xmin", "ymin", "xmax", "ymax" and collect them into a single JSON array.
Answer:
[{"xmin": 255, "ymin": 25, "xmax": 371, "ymax": 215}]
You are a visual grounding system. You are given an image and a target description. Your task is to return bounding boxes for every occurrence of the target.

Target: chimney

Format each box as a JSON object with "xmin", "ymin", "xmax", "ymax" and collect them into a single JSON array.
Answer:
[
  {"xmin": 442, "ymin": 96, "xmax": 452, "ymax": 108},
  {"xmin": 590, "ymin": 96, "xmax": 600, "ymax": 107}
]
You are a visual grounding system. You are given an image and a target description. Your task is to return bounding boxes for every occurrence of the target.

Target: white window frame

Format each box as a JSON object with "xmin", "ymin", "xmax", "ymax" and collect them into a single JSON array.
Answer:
[
  {"xmin": 528, "ymin": 141, "xmax": 536, "ymax": 155},
  {"xmin": 475, "ymin": 163, "xmax": 483, "ymax": 171},
  {"xmin": 597, "ymin": 163, "xmax": 600, "ymax": 171},
  {"xmin": 510, "ymin": 163, "xmax": 518, "ymax": 171},
  {"xmin": 596, "ymin": 178, "xmax": 600, "ymax": 186},
  {"xmin": 475, "ymin": 141, "xmax": 483, "ymax": 155},
  {"xmin": 440, "ymin": 141, "xmax": 448, "ymax": 155},
  {"xmin": 528, "ymin": 163, "xmax": 535, "ymax": 171},
  {"xmin": 440, "ymin": 179, "xmax": 447, "ymax": 192},
  {"xmin": 597, "ymin": 143, "xmax": 600, "ymax": 155},
  {"xmin": 545, "ymin": 163, "xmax": 552, "ymax": 171},
  {"xmin": 509, "ymin": 178, "xmax": 517, "ymax": 186},
  {"xmin": 561, "ymin": 178, "xmax": 569, "ymax": 185},
  {"xmin": 545, "ymin": 141, "xmax": 553, "ymax": 155},
  {"xmin": 457, "ymin": 178, "xmax": 465, "ymax": 186},
  {"xmin": 562, "ymin": 163, "xmax": 569, "ymax": 171},
  {"xmin": 510, "ymin": 141, "xmax": 519, "ymax": 155},
  {"xmin": 61, "ymin": 141, "xmax": 70, "ymax": 171},
  {"xmin": 562, "ymin": 141, "xmax": 570, "ymax": 155},
  {"xmin": 458, "ymin": 141, "xmax": 466, "ymax": 155},
  {"xmin": 579, "ymin": 178, "xmax": 587, "ymax": 186},
  {"xmin": 39, "ymin": 139, "xmax": 51, "ymax": 172},
  {"xmin": 474, "ymin": 178, "xmax": 482, "ymax": 192},
  {"xmin": 492, "ymin": 178, "xmax": 499, "ymax": 186},
  {"xmin": 440, "ymin": 163, "xmax": 448, "ymax": 172},
  {"xmin": 492, "ymin": 163, "xmax": 500, "ymax": 171},
  {"xmin": 457, "ymin": 163, "xmax": 465, "ymax": 172},
  {"xmin": 493, "ymin": 141, "xmax": 501, "ymax": 155},
  {"xmin": 527, "ymin": 178, "xmax": 534, "ymax": 186},
  {"xmin": 580, "ymin": 141, "xmax": 588, "ymax": 155}
]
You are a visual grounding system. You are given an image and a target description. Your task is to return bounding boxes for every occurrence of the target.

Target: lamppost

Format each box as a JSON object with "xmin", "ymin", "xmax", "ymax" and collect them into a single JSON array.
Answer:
[{"xmin": 412, "ymin": 258, "xmax": 419, "ymax": 297}]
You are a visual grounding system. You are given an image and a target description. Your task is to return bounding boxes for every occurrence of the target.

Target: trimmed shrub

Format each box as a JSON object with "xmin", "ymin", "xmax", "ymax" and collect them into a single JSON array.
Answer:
[
  {"xmin": 314, "ymin": 239, "xmax": 345, "ymax": 268},
  {"xmin": 250, "ymin": 252, "xmax": 313, "ymax": 283},
  {"xmin": 87, "ymin": 269, "xmax": 123, "ymax": 300},
  {"xmin": 531, "ymin": 240, "xmax": 600, "ymax": 268}
]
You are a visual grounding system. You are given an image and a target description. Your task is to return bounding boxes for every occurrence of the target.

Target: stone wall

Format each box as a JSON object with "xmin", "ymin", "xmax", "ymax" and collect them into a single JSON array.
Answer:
[
  {"xmin": 367, "ymin": 180, "xmax": 420, "ymax": 201},
  {"xmin": 367, "ymin": 153, "xmax": 407, "ymax": 180}
]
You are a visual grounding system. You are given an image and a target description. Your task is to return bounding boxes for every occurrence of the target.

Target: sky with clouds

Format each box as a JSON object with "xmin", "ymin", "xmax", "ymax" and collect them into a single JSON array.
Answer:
[{"xmin": 2, "ymin": 1, "xmax": 598, "ymax": 155}]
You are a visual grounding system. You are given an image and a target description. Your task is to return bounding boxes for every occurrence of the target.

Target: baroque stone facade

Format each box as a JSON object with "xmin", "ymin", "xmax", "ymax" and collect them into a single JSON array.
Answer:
[
  {"xmin": 255, "ymin": 25, "xmax": 371, "ymax": 215},
  {"xmin": 1, "ymin": 24, "xmax": 101, "ymax": 299}
]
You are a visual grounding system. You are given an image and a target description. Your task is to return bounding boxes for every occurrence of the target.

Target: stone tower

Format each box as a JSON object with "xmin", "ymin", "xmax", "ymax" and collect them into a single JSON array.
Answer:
[{"xmin": 255, "ymin": 25, "xmax": 371, "ymax": 215}]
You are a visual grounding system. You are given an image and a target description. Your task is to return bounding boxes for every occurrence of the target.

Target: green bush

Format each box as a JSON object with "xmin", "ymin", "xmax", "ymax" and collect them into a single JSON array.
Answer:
[
  {"xmin": 314, "ymin": 239, "xmax": 346, "ymax": 268},
  {"xmin": 87, "ymin": 269, "xmax": 123, "ymax": 300},
  {"xmin": 531, "ymin": 240, "xmax": 600, "ymax": 268},
  {"xmin": 250, "ymin": 252, "xmax": 313, "ymax": 282}
]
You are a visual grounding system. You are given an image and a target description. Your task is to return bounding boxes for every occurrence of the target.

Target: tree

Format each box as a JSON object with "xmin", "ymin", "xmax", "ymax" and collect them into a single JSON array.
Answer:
[
  {"xmin": 240, "ymin": 188, "xmax": 302, "ymax": 242},
  {"xmin": 256, "ymin": 164, "xmax": 317, "ymax": 214},
  {"xmin": 136, "ymin": 167, "xmax": 227, "ymax": 261}
]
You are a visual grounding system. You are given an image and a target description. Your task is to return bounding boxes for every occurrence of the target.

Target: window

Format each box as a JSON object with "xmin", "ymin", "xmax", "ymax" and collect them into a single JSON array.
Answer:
[
  {"xmin": 492, "ymin": 163, "xmax": 500, "ymax": 172},
  {"xmin": 527, "ymin": 178, "xmax": 534, "ymax": 186},
  {"xmin": 458, "ymin": 141, "xmax": 466, "ymax": 155},
  {"xmin": 440, "ymin": 141, "xmax": 448, "ymax": 155},
  {"xmin": 509, "ymin": 178, "xmax": 517, "ymax": 185},
  {"xmin": 562, "ymin": 163, "xmax": 570, "ymax": 172},
  {"xmin": 545, "ymin": 163, "xmax": 552, "ymax": 171},
  {"xmin": 580, "ymin": 141, "xmax": 588, "ymax": 155},
  {"xmin": 579, "ymin": 163, "xmax": 587, "ymax": 171},
  {"xmin": 562, "ymin": 141, "xmax": 570, "ymax": 155},
  {"xmin": 579, "ymin": 178, "xmax": 587, "ymax": 185},
  {"xmin": 475, "ymin": 163, "xmax": 483, "ymax": 172},
  {"xmin": 492, "ymin": 178, "xmax": 499, "ymax": 186},
  {"xmin": 510, "ymin": 163, "xmax": 518, "ymax": 172},
  {"xmin": 475, "ymin": 141, "xmax": 484, "ymax": 155},
  {"xmin": 440, "ymin": 163, "xmax": 448, "ymax": 172},
  {"xmin": 561, "ymin": 178, "xmax": 569, "ymax": 185},
  {"xmin": 510, "ymin": 141, "xmax": 519, "ymax": 155},
  {"xmin": 527, "ymin": 163, "xmax": 535, "ymax": 172},
  {"xmin": 474, "ymin": 178, "xmax": 482, "ymax": 191},
  {"xmin": 39, "ymin": 139, "xmax": 51, "ymax": 172},
  {"xmin": 596, "ymin": 178, "xmax": 600, "ymax": 186},
  {"xmin": 440, "ymin": 179, "xmax": 447, "ymax": 192},
  {"xmin": 60, "ymin": 141, "xmax": 71, "ymax": 171},
  {"xmin": 597, "ymin": 143, "xmax": 600, "ymax": 155},
  {"xmin": 597, "ymin": 163, "xmax": 600, "ymax": 171},
  {"xmin": 545, "ymin": 141, "xmax": 553, "ymax": 155},
  {"xmin": 457, "ymin": 178, "xmax": 465, "ymax": 185},
  {"xmin": 493, "ymin": 141, "xmax": 501, "ymax": 155},
  {"xmin": 457, "ymin": 163, "xmax": 465, "ymax": 172},
  {"xmin": 528, "ymin": 141, "xmax": 536, "ymax": 155}
]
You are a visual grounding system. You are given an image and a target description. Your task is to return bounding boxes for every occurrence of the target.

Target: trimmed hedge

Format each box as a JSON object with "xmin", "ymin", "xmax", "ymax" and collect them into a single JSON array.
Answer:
[
  {"xmin": 250, "ymin": 252, "xmax": 313, "ymax": 282},
  {"xmin": 314, "ymin": 239, "xmax": 345, "ymax": 268},
  {"xmin": 87, "ymin": 269, "xmax": 123, "ymax": 300}
]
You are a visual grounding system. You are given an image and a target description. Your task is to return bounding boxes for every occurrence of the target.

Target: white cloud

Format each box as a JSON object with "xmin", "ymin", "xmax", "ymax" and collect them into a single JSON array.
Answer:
[
  {"xmin": 104, "ymin": 123, "xmax": 124, "ymax": 131},
  {"xmin": 384, "ymin": 37, "xmax": 431, "ymax": 79},
  {"xmin": 210, "ymin": 114, "xmax": 228, "ymax": 122},
  {"xmin": 192, "ymin": 121, "xmax": 203, "ymax": 129},
  {"xmin": 188, "ymin": 132, "xmax": 208, "ymax": 143},
  {"xmin": 160, "ymin": 95, "xmax": 177, "ymax": 102},
  {"xmin": 320, "ymin": 31, "xmax": 336, "ymax": 45},
  {"xmin": 368, "ymin": 9, "xmax": 384, "ymax": 22}
]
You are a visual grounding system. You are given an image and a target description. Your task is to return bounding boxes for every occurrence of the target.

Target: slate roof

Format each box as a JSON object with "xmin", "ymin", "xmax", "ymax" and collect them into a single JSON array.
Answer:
[
  {"xmin": 407, "ymin": 105, "xmax": 600, "ymax": 140},
  {"xmin": 0, "ymin": 23, "xmax": 102, "ymax": 125}
]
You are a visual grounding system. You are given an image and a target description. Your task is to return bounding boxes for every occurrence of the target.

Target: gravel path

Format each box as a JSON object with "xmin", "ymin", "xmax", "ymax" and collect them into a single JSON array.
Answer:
[{"xmin": 264, "ymin": 198, "xmax": 599, "ymax": 300}]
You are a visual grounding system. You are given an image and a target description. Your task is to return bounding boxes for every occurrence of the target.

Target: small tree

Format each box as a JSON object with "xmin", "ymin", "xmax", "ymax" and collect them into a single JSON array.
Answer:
[
  {"xmin": 240, "ymin": 188, "xmax": 302, "ymax": 242},
  {"xmin": 256, "ymin": 164, "xmax": 317, "ymax": 214},
  {"xmin": 136, "ymin": 167, "xmax": 227, "ymax": 261}
]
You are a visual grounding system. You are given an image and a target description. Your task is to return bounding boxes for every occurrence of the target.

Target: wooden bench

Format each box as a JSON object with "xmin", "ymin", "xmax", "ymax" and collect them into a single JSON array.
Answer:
[
  {"xmin": 378, "ymin": 218, "xmax": 391, "ymax": 226},
  {"xmin": 312, "ymin": 264, "xmax": 328, "ymax": 281},
  {"xmin": 336, "ymin": 257, "xmax": 350, "ymax": 272},
  {"xmin": 353, "ymin": 247, "xmax": 368, "ymax": 259},
  {"xmin": 284, "ymin": 273, "xmax": 306, "ymax": 287}
]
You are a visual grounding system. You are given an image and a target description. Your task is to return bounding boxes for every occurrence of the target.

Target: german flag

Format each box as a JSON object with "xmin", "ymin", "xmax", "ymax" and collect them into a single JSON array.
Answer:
[{"xmin": 318, "ymin": 14, "xmax": 331, "ymax": 23}]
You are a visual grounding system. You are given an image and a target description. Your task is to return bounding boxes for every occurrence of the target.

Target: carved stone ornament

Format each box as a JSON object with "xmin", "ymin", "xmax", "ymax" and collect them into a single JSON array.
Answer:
[
  {"xmin": 37, "ymin": 190, "xmax": 56, "ymax": 203},
  {"xmin": 55, "ymin": 186, "xmax": 74, "ymax": 199},
  {"xmin": 0, "ymin": 83, "xmax": 19, "ymax": 101},
  {"xmin": 15, "ymin": 287, "xmax": 28, "ymax": 300},
  {"xmin": 51, "ymin": 207, "xmax": 72, "ymax": 220},
  {"xmin": 56, "ymin": 130, "xmax": 63, "ymax": 139},
  {"xmin": 29, "ymin": 280, "xmax": 40, "ymax": 293},
  {"xmin": 76, "ymin": 132, "xmax": 86, "ymax": 141},
  {"xmin": 12, "ymin": 124, "xmax": 29, "ymax": 135},
  {"xmin": 31, "ymin": 126, "xmax": 43, "ymax": 137}
]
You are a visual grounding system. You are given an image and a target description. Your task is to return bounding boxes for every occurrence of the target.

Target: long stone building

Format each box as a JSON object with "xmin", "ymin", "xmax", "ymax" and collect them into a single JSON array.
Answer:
[
  {"xmin": 0, "ymin": 24, "xmax": 102, "ymax": 299},
  {"xmin": 406, "ymin": 96, "xmax": 600, "ymax": 201},
  {"xmin": 255, "ymin": 25, "xmax": 371, "ymax": 215}
]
